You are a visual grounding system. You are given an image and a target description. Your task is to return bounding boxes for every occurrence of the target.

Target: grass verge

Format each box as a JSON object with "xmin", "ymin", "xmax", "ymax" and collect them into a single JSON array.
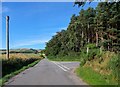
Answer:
[
  {"xmin": 48, "ymin": 56, "xmax": 81, "ymax": 62},
  {"xmin": 0, "ymin": 59, "xmax": 40, "ymax": 86},
  {"xmin": 76, "ymin": 67, "xmax": 118, "ymax": 87}
]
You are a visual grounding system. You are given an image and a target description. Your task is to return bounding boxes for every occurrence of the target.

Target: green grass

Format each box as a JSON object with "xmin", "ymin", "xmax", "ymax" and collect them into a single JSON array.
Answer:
[
  {"xmin": 76, "ymin": 67, "xmax": 118, "ymax": 87},
  {"xmin": 47, "ymin": 56, "xmax": 81, "ymax": 62},
  {"xmin": 0, "ymin": 60, "xmax": 40, "ymax": 86}
]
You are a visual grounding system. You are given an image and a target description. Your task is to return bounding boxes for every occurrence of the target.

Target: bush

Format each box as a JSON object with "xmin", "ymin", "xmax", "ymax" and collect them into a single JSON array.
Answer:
[
  {"xmin": 2, "ymin": 58, "xmax": 38, "ymax": 77},
  {"xmin": 48, "ymin": 54, "xmax": 81, "ymax": 61},
  {"xmin": 79, "ymin": 51, "xmax": 88, "ymax": 66},
  {"xmin": 79, "ymin": 44, "xmax": 101, "ymax": 66},
  {"xmin": 87, "ymin": 48, "xmax": 101, "ymax": 60},
  {"xmin": 108, "ymin": 53, "xmax": 119, "ymax": 81},
  {"xmin": 80, "ymin": 59, "xmax": 86, "ymax": 66},
  {"xmin": 40, "ymin": 53, "xmax": 45, "ymax": 58},
  {"xmin": 86, "ymin": 43, "xmax": 96, "ymax": 49}
]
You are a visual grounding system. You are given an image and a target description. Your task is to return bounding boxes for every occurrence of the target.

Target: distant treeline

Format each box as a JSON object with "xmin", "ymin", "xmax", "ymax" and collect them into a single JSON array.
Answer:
[{"xmin": 0, "ymin": 49, "xmax": 41, "ymax": 54}]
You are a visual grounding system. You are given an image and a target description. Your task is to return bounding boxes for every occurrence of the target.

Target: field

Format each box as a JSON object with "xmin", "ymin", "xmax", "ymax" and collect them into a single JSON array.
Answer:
[
  {"xmin": 0, "ymin": 53, "xmax": 43, "ymax": 77},
  {"xmin": 0, "ymin": 53, "xmax": 44, "ymax": 77},
  {"xmin": 0, "ymin": 53, "xmax": 44, "ymax": 86},
  {"xmin": 0, "ymin": 48, "xmax": 41, "ymax": 54},
  {"xmin": 0, "ymin": 53, "xmax": 42, "ymax": 60}
]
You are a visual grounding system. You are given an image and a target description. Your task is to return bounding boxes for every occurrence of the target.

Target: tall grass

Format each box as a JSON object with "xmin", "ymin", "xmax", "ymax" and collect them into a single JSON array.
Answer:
[
  {"xmin": 0, "ymin": 53, "xmax": 43, "ymax": 77},
  {"xmin": 0, "ymin": 53, "xmax": 42, "ymax": 60},
  {"xmin": 78, "ymin": 49, "xmax": 119, "ymax": 85},
  {"xmin": 108, "ymin": 53, "xmax": 119, "ymax": 82},
  {"xmin": 1, "ymin": 60, "xmax": 40, "ymax": 86}
]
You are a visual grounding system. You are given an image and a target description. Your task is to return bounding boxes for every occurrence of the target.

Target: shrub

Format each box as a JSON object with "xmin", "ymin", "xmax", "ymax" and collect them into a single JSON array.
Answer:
[
  {"xmin": 2, "ymin": 58, "xmax": 39, "ymax": 77},
  {"xmin": 86, "ymin": 43, "xmax": 96, "ymax": 49},
  {"xmin": 39, "ymin": 53, "xmax": 46, "ymax": 58},
  {"xmin": 89, "ymin": 48, "xmax": 101, "ymax": 59},
  {"xmin": 108, "ymin": 53, "xmax": 119, "ymax": 81},
  {"xmin": 79, "ymin": 51, "xmax": 88, "ymax": 66},
  {"xmin": 80, "ymin": 59, "xmax": 86, "ymax": 67},
  {"xmin": 79, "ymin": 44, "xmax": 101, "ymax": 66}
]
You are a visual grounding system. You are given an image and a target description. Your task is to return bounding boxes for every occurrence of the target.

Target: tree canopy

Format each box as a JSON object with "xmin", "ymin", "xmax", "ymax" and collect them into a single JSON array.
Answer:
[{"xmin": 45, "ymin": 2, "xmax": 120, "ymax": 57}]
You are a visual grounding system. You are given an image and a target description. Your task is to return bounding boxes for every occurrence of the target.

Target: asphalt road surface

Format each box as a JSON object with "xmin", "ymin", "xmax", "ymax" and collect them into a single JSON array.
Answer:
[{"xmin": 5, "ymin": 58, "xmax": 87, "ymax": 85}]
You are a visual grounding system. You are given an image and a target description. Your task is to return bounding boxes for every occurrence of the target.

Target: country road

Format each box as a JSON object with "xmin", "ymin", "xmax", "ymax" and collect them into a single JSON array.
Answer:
[{"xmin": 5, "ymin": 58, "xmax": 87, "ymax": 85}]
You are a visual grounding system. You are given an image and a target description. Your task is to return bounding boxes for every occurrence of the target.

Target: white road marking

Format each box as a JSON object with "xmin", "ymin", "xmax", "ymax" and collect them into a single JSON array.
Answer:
[
  {"xmin": 56, "ymin": 62, "xmax": 70, "ymax": 70},
  {"xmin": 51, "ymin": 61, "xmax": 68, "ymax": 72},
  {"xmin": 59, "ymin": 62, "xmax": 73, "ymax": 63}
]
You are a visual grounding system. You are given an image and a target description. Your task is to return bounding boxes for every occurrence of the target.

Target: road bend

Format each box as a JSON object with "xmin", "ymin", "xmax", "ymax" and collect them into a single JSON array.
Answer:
[{"xmin": 5, "ymin": 58, "xmax": 87, "ymax": 85}]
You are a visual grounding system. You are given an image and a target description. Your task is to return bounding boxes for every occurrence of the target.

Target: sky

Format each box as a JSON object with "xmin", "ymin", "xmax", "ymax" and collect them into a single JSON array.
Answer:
[{"xmin": 1, "ymin": 2, "xmax": 98, "ymax": 49}]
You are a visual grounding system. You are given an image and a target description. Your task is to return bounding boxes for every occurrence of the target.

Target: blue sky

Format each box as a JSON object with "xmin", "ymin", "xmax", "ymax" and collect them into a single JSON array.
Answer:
[{"xmin": 2, "ymin": 2, "xmax": 98, "ymax": 49}]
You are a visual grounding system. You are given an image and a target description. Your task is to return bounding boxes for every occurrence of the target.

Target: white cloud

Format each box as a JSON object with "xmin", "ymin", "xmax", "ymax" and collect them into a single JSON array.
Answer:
[
  {"xmin": 2, "ymin": 6, "xmax": 10, "ymax": 13},
  {"xmin": 57, "ymin": 27, "xmax": 67, "ymax": 31},
  {"xmin": 60, "ymin": 27, "xmax": 67, "ymax": 30},
  {"xmin": 52, "ymin": 26, "xmax": 68, "ymax": 35},
  {"xmin": 12, "ymin": 39, "xmax": 49, "ymax": 48},
  {"xmin": 10, "ymin": 26, "xmax": 68, "ymax": 48},
  {"xmin": 52, "ymin": 32, "xmax": 57, "ymax": 35}
]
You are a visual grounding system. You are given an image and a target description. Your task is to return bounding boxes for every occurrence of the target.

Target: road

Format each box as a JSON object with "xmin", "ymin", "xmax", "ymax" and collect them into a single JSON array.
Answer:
[{"xmin": 5, "ymin": 58, "xmax": 87, "ymax": 85}]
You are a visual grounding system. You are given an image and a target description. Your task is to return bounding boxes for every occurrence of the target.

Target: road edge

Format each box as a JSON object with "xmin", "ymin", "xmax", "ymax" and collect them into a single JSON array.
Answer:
[{"xmin": 2, "ymin": 59, "xmax": 41, "ymax": 86}]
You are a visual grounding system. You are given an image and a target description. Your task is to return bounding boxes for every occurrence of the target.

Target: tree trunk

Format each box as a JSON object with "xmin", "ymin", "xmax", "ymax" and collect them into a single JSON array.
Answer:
[
  {"xmin": 87, "ymin": 38, "xmax": 90, "ymax": 55},
  {"xmin": 100, "ymin": 32, "xmax": 104, "ymax": 54},
  {"xmin": 82, "ymin": 30, "xmax": 84, "ymax": 47},
  {"xmin": 87, "ymin": 47, "xmax": 89, "ymax": 55},
  {"xmin": 100, "ymin": 46, "xmax": 103, "ymax": 54},
  {"xmin": 108, "ymin": 42, "xmax": 110, "ymax": 51},
  {"xmin": 96, "ymin": 32, "xmax": 98, "ymax": 47},
  {"xmin": 87, "ymin": 23, "xmax": 90, "ymax": 55}
]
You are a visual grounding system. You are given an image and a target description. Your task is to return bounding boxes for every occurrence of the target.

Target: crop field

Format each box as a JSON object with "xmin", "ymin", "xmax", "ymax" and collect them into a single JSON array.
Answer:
[
  {"xmin": 0, "ymin": 53, "xmax": 44, "ymax": 78},
  {"xmin": 0, "ymin": 53, "xmax": 42, "ymax": 60}
]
